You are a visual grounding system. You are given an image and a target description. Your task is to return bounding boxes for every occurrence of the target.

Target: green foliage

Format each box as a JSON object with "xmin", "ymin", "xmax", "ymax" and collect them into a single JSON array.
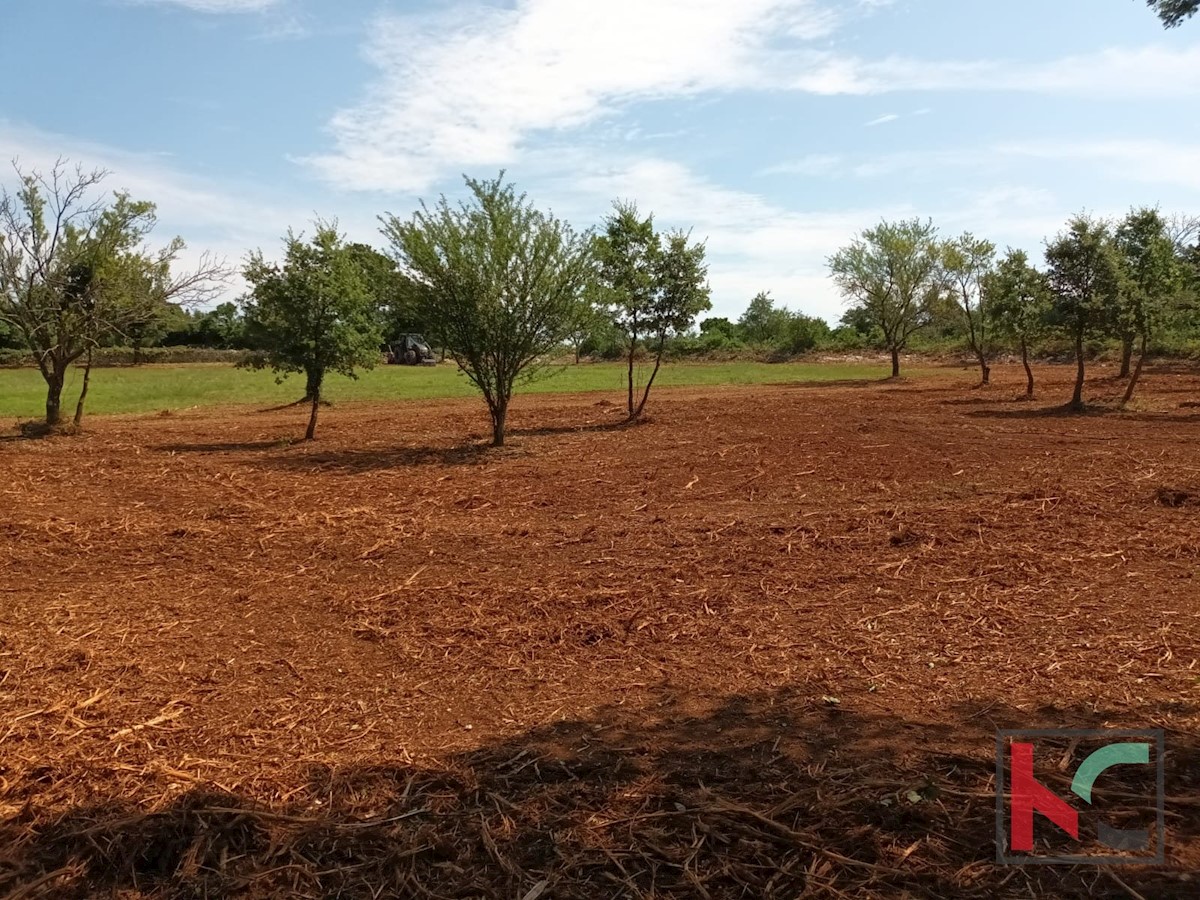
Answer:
[
  {"xmin": 382, "ymin": 174, "xmax": 595, "ymax": 446},
  {"xmin": 1147, "ymin": 0, "xmax": 1199, "ymax": 27},
  {"xmin": 779, "ymin": 312, "xmax": 831, "ymax": 354},
  {"xmin": 1115, "ymin": 207, "xmax": 1182, "ymax": 340},
  {"xmin": 941, "ymin": 232, "xmax": 997, "ymax": 379},
  {"xmin": 0, "ymin": 162, "xmax": 221, "ymax": 425},
  {"xmin": 242, "ymin": 221, "xmax": 382, "ymax": 437},
  {"xmin": 738, "ymin": 291, "xmax": 790, "ymax": 345},
  {"xmin": 1045, "ymin": 214, "xmax": 1124, "ymax": 407},
  {"xmin": 829, "ymin": 218, "xmax": 943, "ymax": 375},
  {"xmin": 984, "ymin": 249, "xmax": 1051, "ymax": 345},
  {"xmin": 595, "ymin": 202, "xmax": 711, "ymax": 417}
]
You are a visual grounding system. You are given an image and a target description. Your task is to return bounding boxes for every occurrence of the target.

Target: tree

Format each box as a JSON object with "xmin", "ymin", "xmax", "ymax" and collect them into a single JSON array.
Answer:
[
  {"xmin": 1044, "ymin": 215, "xmax": 1123, "ymax": 411},
  {"xmin": 1147, "ymin": 0, "xmax": 1199, "ymax": 27},
  {"xmin": 0, "ymin": 161, "xmax": 223, "ymax": 427},
  {"xmin": 595, "ymin": 202, "xmax": 711, "ymax": 420},
  {"xmin": 942, "ymin": 232, "xmax": 997, "ymax": 384},
  {"xmin": 1114, "ymin": 208, "xmax": 1182, "ymax": 405},
  {"xmin": 242, "ymin": 222, "xmax": 381, "ymax": 440},
  {"xmin": 829, "ymin": 219, "xmax": 942, "ymax": 378},
  {"xmin": 984, "ymin": 249, "xmax": 1050, "ymax": 397},
  {"xmin": 382, "ymin": 174, "xmax": 594, "ymax": 447},
  {"xmin": 737, "ymin": 291, "xmax": 789, "ymax": 345}
]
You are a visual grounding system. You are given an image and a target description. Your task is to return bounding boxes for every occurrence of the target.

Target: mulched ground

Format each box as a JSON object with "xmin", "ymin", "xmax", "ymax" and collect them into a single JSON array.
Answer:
[{"xmin": 1, "ymin": 364, "xmax": 1198, "ymax": 898}]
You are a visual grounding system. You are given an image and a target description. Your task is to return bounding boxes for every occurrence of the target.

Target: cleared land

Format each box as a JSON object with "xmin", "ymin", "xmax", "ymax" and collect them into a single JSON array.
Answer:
[
  {"xmin": 1, "ymin": 366, "xmax": 1199, "ymax": 898},
  {"xmin": 0, "ymin": 360, "xmax": 943, "ymax": 419}
]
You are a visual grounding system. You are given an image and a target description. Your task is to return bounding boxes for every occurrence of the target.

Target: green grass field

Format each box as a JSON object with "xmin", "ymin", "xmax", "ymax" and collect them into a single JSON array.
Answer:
[{"xmin": 0, "ymin": 360, "xmax": 935, "ymax": 419}]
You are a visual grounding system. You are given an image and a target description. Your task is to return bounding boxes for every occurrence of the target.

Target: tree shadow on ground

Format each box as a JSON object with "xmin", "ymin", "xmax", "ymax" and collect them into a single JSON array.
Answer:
[
  {"xmin": 1, "ymin": 689, "xmax": 1195, "ymax": 898},
  {"xmin": 964, "ymin": 405, "xmax": 1200, "ymax": 424},
  {"xmin": 259, "ymin": 443, "xmax": 496, "ymax": 473},
  {"xmin": 156, "ymin": 440, "xmax": 296, "ymax": 454}
]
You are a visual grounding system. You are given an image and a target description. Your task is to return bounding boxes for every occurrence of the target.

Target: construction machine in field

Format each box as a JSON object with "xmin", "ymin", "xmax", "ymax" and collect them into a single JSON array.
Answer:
[{"xmin": 386, "ymin": 334, "xmax": 438, "ymax": 366}]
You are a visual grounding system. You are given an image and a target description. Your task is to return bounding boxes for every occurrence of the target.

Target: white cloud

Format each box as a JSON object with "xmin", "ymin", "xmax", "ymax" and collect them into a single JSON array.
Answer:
[
  {"xmin": 302, "ymin": 0, "xmax": 842, "ymax": 192},
  {"xmin": 997, "ymin": 139, "xmax": 1200, "ymax": 192},
  {"xmin": 304, "ymin": 0, "xmax": 1200, "ymax": 195},
  {"xmin": 791, "ymin": 44, "xmax": 1200, "ymax": 97},
  {"xmin": 864, "ymin": 113, "xmax": 899, "ymax": 127},
  {"xmin": 127, "ymin": 0, "xmax": 280, "ymax": 12}
]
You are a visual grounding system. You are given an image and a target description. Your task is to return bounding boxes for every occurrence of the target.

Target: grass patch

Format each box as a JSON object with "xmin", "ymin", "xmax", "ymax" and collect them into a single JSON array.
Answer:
[{"xmin": 0, "ymin": 360, "xmax": 936, "ymax": 419}]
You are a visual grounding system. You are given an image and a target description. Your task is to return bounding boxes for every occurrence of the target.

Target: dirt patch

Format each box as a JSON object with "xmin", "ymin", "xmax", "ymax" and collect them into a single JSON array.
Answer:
[{"xmin": 1, "ymin": 366, "xmax": 1199, "ymax": 897}]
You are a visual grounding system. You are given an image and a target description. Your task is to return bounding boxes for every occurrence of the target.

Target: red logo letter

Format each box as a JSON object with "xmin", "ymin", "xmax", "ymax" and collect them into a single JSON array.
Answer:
[{"xmin": 1010, "ymin": 742, "xmax": 1079, "ymax": 852}]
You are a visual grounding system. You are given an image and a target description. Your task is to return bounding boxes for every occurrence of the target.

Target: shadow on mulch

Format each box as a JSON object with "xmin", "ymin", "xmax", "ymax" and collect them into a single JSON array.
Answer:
[
  {"xmin": 2, "ymin": 690, "xmax": 1195, "ymax": 899},
  {"xmin": 964, "ymin": 405, "xmax": 1200, "ymax": 424}
]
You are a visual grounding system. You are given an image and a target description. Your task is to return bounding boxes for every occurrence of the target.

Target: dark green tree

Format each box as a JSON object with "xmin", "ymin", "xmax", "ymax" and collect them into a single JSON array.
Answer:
[
  {"xmin": 984, "ymin": 249, "xmax": 1051, "ymax": 397},
  {"xmin": 1114, "ymin": 208, "xmax": 1182, "ymax": 405},
  {"xmin": 242, "ymin": 221, "xmax": 382, "ymax": 440},
  {"xmin": 382, "ymin": 174, "xmax": 595, "ymax": 447},
  {"xmin": 595, "ymin": 202, "xmax": 711, "ymax": 420},
  {"xmin": 1044, "ymin": 215, "xmax": 1123, "ymax": 411},
  {"xmin": 737, "ymin": 291, "xmax": 789, "ymax": 346},
  {"xmin": 1147, "ymin": 0, "xmax": 1198, "ymax": 27}
]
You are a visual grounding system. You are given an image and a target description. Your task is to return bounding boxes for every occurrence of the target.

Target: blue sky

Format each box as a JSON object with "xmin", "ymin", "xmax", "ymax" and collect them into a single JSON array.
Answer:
[{"xmin": 4, "ymin": 0, "xmax": 1198, "ymax": 322}]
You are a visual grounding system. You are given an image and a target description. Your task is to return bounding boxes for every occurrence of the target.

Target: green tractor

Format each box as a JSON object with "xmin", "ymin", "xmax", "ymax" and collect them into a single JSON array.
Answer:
[{"xmin": 386, "ymin": 334, "xmax": 437, "ymax": 366}]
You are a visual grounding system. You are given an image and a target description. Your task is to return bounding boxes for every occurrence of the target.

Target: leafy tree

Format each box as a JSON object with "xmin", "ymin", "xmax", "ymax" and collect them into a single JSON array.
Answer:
[
  {"xmin": 242, "ymin": 221, "xmax": 381, "ymax": 440},
  {"xmin": 1114, "ymin": 208, "xmax": 1182, "ymax": 405},
  {"xmin": 382, "ymin": 174, "xmax": 594, "ymax": 447},
  {"xmin": 0, "ymin": 161, "xmax": 222, "ymax": 427},
  {"xmin": 699, "ymin": 316, "xmax": 737, "ymax": 340},
  {"xmin": 984, "ymin": 249, "xmax": 1051, "ymax": 397},
  {"xmin": 1044, "ymin": 215, "xmax": 1123, "ymax": 411},
  {"xmin": 595, "ymin": 202, "xmax": 711, "ymax": 420},
  {"xmin": 1147, "ymin": 0, "xmax": 1198, "ymax": 27},
  {"xmin": 565, "ymin": 293, "xmax": 608, "ymax": 363},
  {"xmin": 942, "ymin": 233, "xmax": 997, "ymax": 384},
  {"xmin": 829, "ymin": 218, "xmax": 942, "ymax": 378},
  {"xmin": 737, "ymin": 291, "xmax": 789, "ymax": 345},
  {"xmin": 779, "ymin": 312, "xmax": 831, "ymax": 354}
]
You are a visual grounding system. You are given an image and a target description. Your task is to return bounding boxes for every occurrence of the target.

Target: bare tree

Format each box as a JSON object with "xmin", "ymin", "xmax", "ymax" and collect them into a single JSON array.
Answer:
[{"xmin": 0, "ymin": 160, "xmax": 225, "ymax": 427}]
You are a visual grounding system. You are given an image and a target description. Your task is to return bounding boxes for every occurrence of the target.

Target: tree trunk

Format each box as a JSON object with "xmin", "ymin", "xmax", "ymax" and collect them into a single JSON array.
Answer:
[
  {"xmin": 978, "ymin": 353, "xmax": 990, "ymax": 386},
  {"xmin": 133, "ymin": 341, "xmax": 143, "ymax": 366},
  {"xmin": 303, "ymin": 366, "xmax": 322, "ymax": 402},
  {"xmin": 1121, "ymin": 332, "xmax": 1149, "ymax": 408},
  {"xmin": 631, "ymin": 342, "xmax": 666, "ymax": 421},
  {"xmin": 626, "ymin": 343, "xmax": 636, "ymax": 418},
  {"xmin": 305, "ymin": 385, "xmax": 320, "ymax": 440},
  {"xmin": 890, "ymin": 346, "xmax": 901, "ymax": 378},
  {"xmin": 1069, "ymin": 327, "xmax": 1086, "ymax": 411},
  {"xmin": 45, "ymin": 366, "xmax": 66, "ymax": 427},
  {"xmin": 1119, "ymin": 335, "xmax": 1133, "ymax": 379},
  {"xmin": 73, "ymin": 349, "xmax": 94, "ymax": 428},
  {"xmin": 1020, "ymin": 336, "xmax": 1034, "ymax": 398},
  {"xmin": 490, "ymin": 401, "xmax": 507, "ymax": 447}
]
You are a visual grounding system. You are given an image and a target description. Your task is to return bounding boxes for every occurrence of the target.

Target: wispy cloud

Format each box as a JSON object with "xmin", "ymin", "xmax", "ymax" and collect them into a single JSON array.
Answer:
[
  {"xmin": 864, "ymin": 113, "xmax": 899, "ymax": 126},
  {"xmin": 305, "ymin": 0, "xmax": 1200, "ymax": 195},
  {"xmin": 301, "ymin": 0, "xmax": 845, "ymax": 192}
]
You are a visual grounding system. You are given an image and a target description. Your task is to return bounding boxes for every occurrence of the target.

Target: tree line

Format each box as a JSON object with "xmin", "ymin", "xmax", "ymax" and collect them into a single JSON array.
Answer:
[
  {"xmin": 829, "ymin": 211, "xmax": 1199, "ymax": 409},
  {"xmin": 1, "ymin": 167, "xmax": 711, "ymax": 444}
]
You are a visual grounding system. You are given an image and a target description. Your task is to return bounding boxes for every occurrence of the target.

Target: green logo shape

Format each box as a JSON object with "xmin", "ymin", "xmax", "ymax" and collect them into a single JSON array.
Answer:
[{"xmin": 1071, "ymin": 743, "xmax": 1150, "ymax": 804}]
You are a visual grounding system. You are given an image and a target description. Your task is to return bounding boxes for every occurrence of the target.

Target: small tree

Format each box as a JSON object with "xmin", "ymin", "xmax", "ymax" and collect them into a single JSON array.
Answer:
[
  {"xmin": 242, "ymin": 222, "xmax": 381, "ymax": 440},
  {"xmin": 942, "ymin": 232, "xmax": 997, "ymax": 384},
  {"xmin": 829, "ymin": 218, "xmax": 942, "ymax": 378},
  {"xmin": 0, "ymin": 161, "xmax": 222, "ymax": 427},
  {"xmin": 738, "ymin": 291, "xmax": 789, "ymax": 346},
  {"xmin": 1044, "ymin": 215, "xmax": 1123, "ymax": 411},
  {"xmin": 382, "ymin": 174, "xmax": 595, "ymax": 447},
  {"xmin": 596, "ymin": 202, "xmax": 710, "ymax": 420},
  {"xmin": 1114, "ymin": 208, "xmax": 1182, "ymax": 406},
  {"xmin": 984, "ymin": 249, "xmax": 1050, "ymax": 397}
]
